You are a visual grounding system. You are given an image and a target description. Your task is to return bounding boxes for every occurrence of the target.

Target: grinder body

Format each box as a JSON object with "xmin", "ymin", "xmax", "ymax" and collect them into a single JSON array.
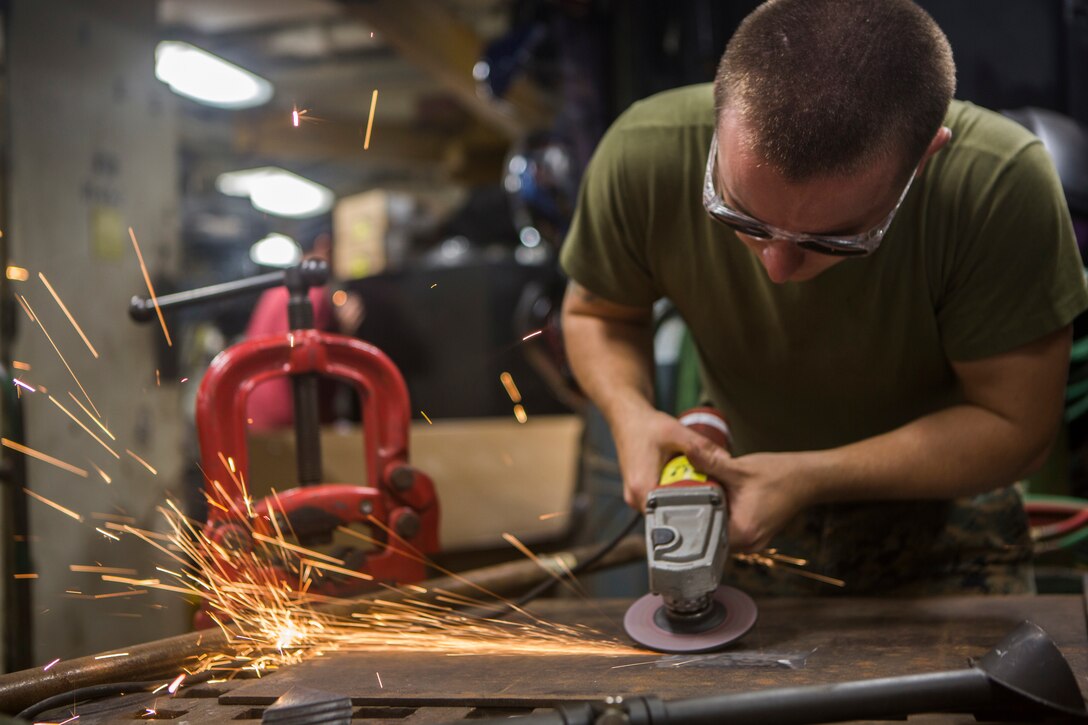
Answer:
[
  {"xmin": 646, "ymin": 408, "xmax": 732, "ymax": 619},
  {"xmin": 624, "ymin": 408, "xmax": 757, "ymax": 652}
]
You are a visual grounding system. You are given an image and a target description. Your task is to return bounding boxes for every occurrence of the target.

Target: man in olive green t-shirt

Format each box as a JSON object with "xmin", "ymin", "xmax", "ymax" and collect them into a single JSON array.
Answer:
[{"xmin": 560, "ymin": 0, "xmax": 1088, "ymax": 595}]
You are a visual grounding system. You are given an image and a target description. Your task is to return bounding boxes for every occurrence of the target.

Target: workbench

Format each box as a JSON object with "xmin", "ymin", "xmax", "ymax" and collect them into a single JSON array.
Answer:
[{"xmin": 25, "ymin": 594, "xmax": 1088, "ymax": 723}]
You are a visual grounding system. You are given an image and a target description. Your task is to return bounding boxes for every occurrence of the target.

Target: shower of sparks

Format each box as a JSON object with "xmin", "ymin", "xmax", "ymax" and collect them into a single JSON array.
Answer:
[
  {"xmin": 5, "ymin": 265, "xmax": 29, "ymax": 281},
  {"xmin": 21, "ymin": 295, "xmax": 101, "ymax": 417},
  {"xmin": 43, "ymin": 658, "xmax": 61, "ymax": 671},
  {"xmin": 499, "ymin": 372, "xmax": 522, "ymax": 403},
  {"xmin": 522, "ymin": 329, "xmax": 543, "ymax": 341},
  {"xmin": 513, "ymin": 404, "xmax": 528, "ymax": 424},
  {"xmin": 13, "ymin": 378, "xmax": 35, "ymax": 393},
  {"xmin": 48, "ymin": 395, "xmax": 120, "ymax": 459},
  {"xmin": 129, "ymin": 226, "xmax": 173, "ymax": 347},
  {"xmin": 68, "ymin": 391, "xmax": 116, "ymax": 440},
  {"xmin": 126, "ymin": 449, "xmax": 158, "ymax": 475},
  {"xmin": 24, "ymin": 487, "xmax": 84, "ymax": 521},
  {"xmin": 79, "ymin": 488, "xmax": 642, "ymax": 686},
  {"xmin": 3, "ymin": 439, "xmax": 88, "ymax": 478},
  {"xmin": 363, "ymin": 89, "xmax": 378, "ymax": 150},
  {"xmin": 39, "ymin": 272, "xmax": 99, "ymax": 359},
  {"xmin": 421, "ymin": 410, "xmax": 432, "ymax": 425}
]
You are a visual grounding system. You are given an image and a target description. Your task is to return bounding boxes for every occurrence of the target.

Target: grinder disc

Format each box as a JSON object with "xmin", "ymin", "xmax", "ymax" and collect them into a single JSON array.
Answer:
[{"xmin": 623, "ymin": 585, "xmax": 757, "ymax": 653}]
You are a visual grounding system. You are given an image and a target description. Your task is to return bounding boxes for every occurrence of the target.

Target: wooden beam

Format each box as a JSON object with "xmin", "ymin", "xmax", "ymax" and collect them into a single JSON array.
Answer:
[{"xmin": 340, "ymin": 0, "xmax": 554, "ymax": 139}]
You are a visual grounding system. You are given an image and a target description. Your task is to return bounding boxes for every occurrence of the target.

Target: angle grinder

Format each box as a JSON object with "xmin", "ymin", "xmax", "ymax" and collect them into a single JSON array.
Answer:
[{"xmin": 623, "ymin": 408, "xmax": 757, "ymax": 653}]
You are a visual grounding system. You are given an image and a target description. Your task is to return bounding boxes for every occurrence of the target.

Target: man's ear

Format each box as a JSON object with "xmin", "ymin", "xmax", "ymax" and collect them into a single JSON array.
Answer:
[{"xmin": 916, "ymin": 126, "xmax": 953, "ymax": 175}]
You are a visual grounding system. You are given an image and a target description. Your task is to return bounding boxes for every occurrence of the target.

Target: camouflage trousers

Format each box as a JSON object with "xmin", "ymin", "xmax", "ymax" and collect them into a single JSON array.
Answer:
[{"xmin": 723, "ymin": 485, "xmax": 1034, "ymax": 596}]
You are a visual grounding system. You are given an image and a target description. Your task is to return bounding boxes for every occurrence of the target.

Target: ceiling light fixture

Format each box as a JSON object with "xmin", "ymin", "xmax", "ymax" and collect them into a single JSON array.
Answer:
[
  {"xmin": 216, "ymin": 167, "xmax": 335, "ymax": 219},
  {"xmin": 155, "ymin": 40, "xmax": 273, "ymax": 109},
  {"xmin": 249, "ymin": 233, "xmax": 302, "ymax": 268}
]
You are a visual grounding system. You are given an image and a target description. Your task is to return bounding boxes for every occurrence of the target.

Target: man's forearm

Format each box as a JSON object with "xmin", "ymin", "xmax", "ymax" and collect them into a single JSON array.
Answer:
[
  {"xmin": 563, "ymin": 312, "xmax": 657, "ymax": 424},
  {"xmin": 805, "ymin": 403, "xmax": 1053, "ymax": 503}
]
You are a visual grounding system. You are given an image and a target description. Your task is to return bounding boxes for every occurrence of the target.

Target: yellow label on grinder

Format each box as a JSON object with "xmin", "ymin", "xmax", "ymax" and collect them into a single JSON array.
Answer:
[{"xmin": 659, "ymin": 455, "xmax": 706, "ymax": 486}]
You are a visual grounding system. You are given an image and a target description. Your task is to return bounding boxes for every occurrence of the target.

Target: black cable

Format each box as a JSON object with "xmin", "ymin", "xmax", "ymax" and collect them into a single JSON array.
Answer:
[
  {"xmin": 16, "ymin": 670, "xmax": 217, "ymax": 720},
  {"xmin": 477, "ymin": 510, "xmax": 642, "ymax": 620}
]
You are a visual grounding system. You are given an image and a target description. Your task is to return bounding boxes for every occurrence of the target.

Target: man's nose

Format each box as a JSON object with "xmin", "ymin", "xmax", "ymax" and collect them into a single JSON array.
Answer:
[{"xmin": 756, "ymin": 238, "xmax": 805, "ymax": 283}]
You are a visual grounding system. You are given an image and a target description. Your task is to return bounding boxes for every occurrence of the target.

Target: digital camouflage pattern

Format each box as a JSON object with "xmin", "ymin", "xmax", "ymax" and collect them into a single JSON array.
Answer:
[{"xmin": 724, "ymin": 485, "xmax": 1034, "ymax": 596}]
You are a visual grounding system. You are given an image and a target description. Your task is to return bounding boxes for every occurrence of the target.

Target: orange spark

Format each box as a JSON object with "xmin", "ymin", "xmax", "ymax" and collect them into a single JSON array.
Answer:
[
  {"xmin": 13, "ymin": 573, "xmax": 38, "ymax": 579},
  {"xmin": 90, "ymin": 462, "xmax": 112, "ymax": 484},
  {"xmin": 70, "ymin": 564, "xmax": 138, "ymax": 575},
  {"xmin": 68, "ymin": 391, "xmax": 116, "ymax": 440},
  {"xmin": 420, "ymin": 410, "xmax": 432, "ymax": 425},
  {"xmin": 14, "ymin": 293, "xmax": 34, "ymax": 321},
  {"xmin": 39, "ymin": 272, "xmax": 99, "ymax": 359},
  {"xmin": 5, "ymin": 265, "xmax": 29, "ymax": 281},
  {"xmin": 23, "ymin": 487, "xmax": 83, "ymax": 521},
  {"xmin": 128, "ymin": 226, "xmax": 172, "ymax": 347},
  {"xmin": 12, "ymin": 360, "xmax": 30, "ymax": 371},
  {"xmin": 499, "ymin": 372, "xmax": 522, "ymax": 403},
  {"xmin": 164, "ymin": 670, "xmax": 183, "ymax": 692},
  {"xmin": 21, "ymin": 295, "xmax": 101, "ymax": 416},
  {"xmin": 48, "ymin": 395, "xmax": 119, "ymax": 459},
  {"xmin": 513, "ymin": 404, "xmax": 528, "ymax": 424},
  {"xmin": 537, "ymin": 511, "xmax": 565, "ymax": 521},
  {"xmin": 4, "ymin": 439, "xmax": 88, "ymax": 478},
  {"xmin": 94, "ymin": 652, "xmax": 130, "ymax": 659},
  {"xmin": 522, "ymin": 329, "xmax": 543, "ymax": 341},
  {"xmin": 376, "ymin": 671, "xmax": 383, "ymax": 688},
  {"xmin": 363, "ymin": 89, "xmax": 378, "ymax": 150},
  {"xmin": 95, "ymin": 527, "xmax": 121, "ymax": 541},
  {"xmin": 331, "ymin": 290, "xmax": 347, "ymax": 306},
  {"xmin": 125, "ymin": 449, "xmax": 158, "ymax": 475}
]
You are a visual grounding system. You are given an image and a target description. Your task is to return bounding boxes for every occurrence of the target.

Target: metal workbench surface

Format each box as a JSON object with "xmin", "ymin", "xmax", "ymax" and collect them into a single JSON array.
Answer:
[{"xmin": 26, "ymin": 594, "xmax": 1088, "ymax": 723}]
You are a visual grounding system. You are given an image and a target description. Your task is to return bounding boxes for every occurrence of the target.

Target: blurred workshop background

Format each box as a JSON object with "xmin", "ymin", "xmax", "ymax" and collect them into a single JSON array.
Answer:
[{"xmin": 0, "ymin": 0, "xmax": 1085, "ymax": 671}]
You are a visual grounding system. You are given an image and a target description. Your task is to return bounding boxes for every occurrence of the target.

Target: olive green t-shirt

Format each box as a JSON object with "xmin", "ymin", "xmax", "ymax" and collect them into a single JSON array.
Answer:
[{"xmin": 561, "ymin": 85, "xmax": 1088, "ymax": 457}]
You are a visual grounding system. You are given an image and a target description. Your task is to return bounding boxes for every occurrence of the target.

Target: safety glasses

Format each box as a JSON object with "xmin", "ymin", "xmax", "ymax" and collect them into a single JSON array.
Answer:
[{"xmin": 702, "ymin": 134, "xmax": 916, "ymax": 257}]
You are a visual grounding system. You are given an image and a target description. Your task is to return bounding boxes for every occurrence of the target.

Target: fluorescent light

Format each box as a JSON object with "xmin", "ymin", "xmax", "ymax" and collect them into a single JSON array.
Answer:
[
  {"xmin": 155, "ymin": 40, "xmax": 273, "ymax": 109},
  {"xmin": 250, "ymin": 234, "xmax": 302, "ymax": 268},
  {"xmin": 216, "ymin": 167, "xmax": 335, "ymax": 219}
]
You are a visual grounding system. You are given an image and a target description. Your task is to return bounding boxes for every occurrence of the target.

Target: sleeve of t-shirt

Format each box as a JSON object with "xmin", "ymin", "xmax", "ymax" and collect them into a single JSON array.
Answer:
[
  {"xmin": 937, "ymin": 140, "xmax": 1088, "ymax": 360},
  {"xmin": 559, "ymin": 120, "xmax": 663, "ymax": 307}
]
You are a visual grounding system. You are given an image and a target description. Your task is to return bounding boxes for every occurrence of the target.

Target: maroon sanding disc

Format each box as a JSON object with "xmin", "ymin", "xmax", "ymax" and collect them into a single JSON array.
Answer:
[{"xmin": 623, "ymin": 585, "xmax": 758, "ymax": 653}]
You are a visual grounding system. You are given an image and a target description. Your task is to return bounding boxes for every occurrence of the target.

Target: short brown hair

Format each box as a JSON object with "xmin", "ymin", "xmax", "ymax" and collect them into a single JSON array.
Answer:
[{"xmin": 713, "ymin": 0, "xmax": 955, "ymax": 181}]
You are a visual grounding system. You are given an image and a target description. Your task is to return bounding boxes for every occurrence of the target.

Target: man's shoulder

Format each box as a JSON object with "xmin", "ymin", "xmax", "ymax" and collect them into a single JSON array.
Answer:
[
  {"xmin": 612, "ymin": 84, "xmax": 715, "ymax": 135},
  {"xmin": 944, "ymin": 100, "xmax": 1040, "ymax": 161}
]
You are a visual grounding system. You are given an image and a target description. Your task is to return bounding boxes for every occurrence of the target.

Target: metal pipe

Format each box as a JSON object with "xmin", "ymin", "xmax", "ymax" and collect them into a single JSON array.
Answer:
[{"xmin": 0, "ymin": 534, "xmax": 645, "ymax": 713}]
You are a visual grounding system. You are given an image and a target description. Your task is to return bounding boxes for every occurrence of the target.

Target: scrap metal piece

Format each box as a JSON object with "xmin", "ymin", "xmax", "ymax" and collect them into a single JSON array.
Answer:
[{"xmin": 261, "ymin": 686, "xmax": 352, "ymax": 725}]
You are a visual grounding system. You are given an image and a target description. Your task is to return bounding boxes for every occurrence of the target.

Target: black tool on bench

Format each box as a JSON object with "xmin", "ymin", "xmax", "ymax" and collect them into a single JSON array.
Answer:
[{"xmin": 498, "ymin": 620, "xmax": 1087, "ymax": 724}]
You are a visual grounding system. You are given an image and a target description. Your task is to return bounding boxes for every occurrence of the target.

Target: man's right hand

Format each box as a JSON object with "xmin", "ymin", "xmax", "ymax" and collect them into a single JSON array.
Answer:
[{"xmin": 610, "ymin": 407, "xmax": 725, "ymax": 511}]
